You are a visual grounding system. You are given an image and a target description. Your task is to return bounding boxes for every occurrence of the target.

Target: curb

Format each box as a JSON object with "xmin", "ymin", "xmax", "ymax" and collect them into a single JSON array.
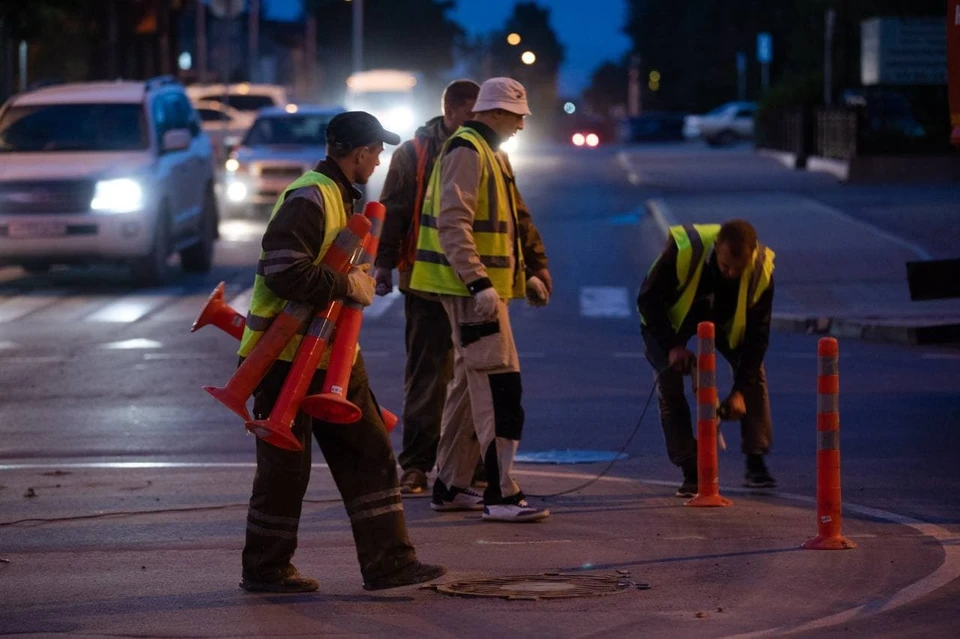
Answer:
[{"xmin": 642, "ymin": 199, "xmax": 960, "ymax": 346}]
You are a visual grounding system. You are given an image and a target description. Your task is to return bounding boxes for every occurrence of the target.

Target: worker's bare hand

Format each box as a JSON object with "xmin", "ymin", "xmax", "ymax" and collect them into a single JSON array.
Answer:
[
  {"xmin": 374, "ymin": 267, "xmax": 393, "ymax": 296},
  {"xmin": 720, "ymin": 391, "xmax": 746, "ymax": 420}
]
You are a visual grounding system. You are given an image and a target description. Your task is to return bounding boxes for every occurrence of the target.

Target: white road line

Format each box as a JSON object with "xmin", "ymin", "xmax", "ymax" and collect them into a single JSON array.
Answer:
[
  {"xmin": 366, "ymin": 289, "xmax": 402, "ymax": 319},
  {"xmin": 85, "ymin": 289, "xmax": 181, "ymax": 323},
  {"xmin": 0, "ymin": 290, "xmax": 65, "ymax": 323},
  {"xmin": 227, "ymin": 287, "xmax": 254, "ymax": 314},
  {"xmin": 0, "ymin": 355, "xmax": 68, "ymax": 364},
  {"xmin": 100, "ymin": 338, "xmax": 164, "ymax": 350},
  {"xmin": 0, "ymin": 341, "xmax": 18, "ymax": 350},
  {"xmin": 580, "ymin": 286, "xmax": 632, "ymax": 318}
]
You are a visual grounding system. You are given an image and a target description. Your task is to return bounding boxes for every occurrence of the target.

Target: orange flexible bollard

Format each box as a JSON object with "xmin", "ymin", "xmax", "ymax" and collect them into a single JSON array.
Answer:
[
  {"xmin": 301, "ymin": 202, "xmax": 388, "ymax": 426},
  {"xmin": 202, "ymin": 214, "xmax": 372, "ymax": 422},
  {"xmin": 245, "ymin": 301, "xmax": 345, "ymax": 450},
  {"xmin": 191, "ymin": 282, "xmax": 244, "ymax": 340},
  {"xmin": 686, "ymin": 322, "xmax": 733, "ymax": 507},
  {"xmin": 802, "ymin": 338, "xmax": 856, "ymax": 550}
]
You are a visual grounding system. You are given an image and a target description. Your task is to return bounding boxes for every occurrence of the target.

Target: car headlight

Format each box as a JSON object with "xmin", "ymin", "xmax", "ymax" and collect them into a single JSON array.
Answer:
[
  {"xmin": 91, "ymin": 178, "xmax": 144, "ymax": 213},
  {"xmin": 225, "ymin": 158, "xmax": 240, "ymax": 172},
  {"xmin": 382, "ymin": 107, "xmax": 415, "ymax": 134},
  {"xmin": 226, "ymin": 181, "xmax": 248, "ymax": 202},
  {"xmin": 500, "ymin": 136, "xmax": 519, "ymax": 153}
]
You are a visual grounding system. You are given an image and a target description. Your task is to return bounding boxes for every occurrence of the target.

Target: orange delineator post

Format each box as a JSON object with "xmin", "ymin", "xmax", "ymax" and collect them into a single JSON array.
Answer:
[
  {"xmin": 201, "ymin": 214, "xmax": 372, "ymax": 422},
  {"xmin": 191, "ymin": 281, "xmax": 244, "ymax": 340},
  {"xmin": 244, "ymin": 300, "xmax": 345, "ymax": 450},
  {"xmin": 802, "ymin": 337, "xmax": 856, "ymax": 550},
  {"xmin": 686, "ymin": 321, "xmax": 733, "ymax": 508},
  {"xmin": 301, "ymin": 202, "xmax": 386, "ymax": 425}
]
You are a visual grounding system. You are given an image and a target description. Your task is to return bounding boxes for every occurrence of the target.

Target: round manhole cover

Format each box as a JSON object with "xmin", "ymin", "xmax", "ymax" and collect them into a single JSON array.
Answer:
[
  {"xmin": 514, "ymin": 449, "xmax": 628, "ymax": 464},
  {"xmin": 429, "ymin": 573, "xmax": 648, "ymax": 600}
]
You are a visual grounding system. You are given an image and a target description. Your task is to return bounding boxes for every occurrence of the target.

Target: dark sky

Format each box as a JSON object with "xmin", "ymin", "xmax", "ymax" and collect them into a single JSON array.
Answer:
[{"xmin": 263, "ymin": 0, "xmax": 631, "ymax": 95}]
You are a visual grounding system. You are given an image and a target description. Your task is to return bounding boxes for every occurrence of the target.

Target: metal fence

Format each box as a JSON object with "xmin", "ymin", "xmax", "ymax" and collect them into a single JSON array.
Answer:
[{"xmin": 815, "ymin": 108, "xmax": 858, "ymax": 161}]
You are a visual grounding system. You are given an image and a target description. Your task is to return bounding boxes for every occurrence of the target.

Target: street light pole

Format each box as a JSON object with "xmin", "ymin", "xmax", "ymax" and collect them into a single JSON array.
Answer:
[
  {"xmin": 249, "ymin": 0, "xmax": 259, "ymax": 82},
  {"xmin": 196, "ymin": 0, "xmax": 206, "ymax": 82},
  {"xmin": 352, "ymin": 0, "xmax": 363, "ymax": 74}
]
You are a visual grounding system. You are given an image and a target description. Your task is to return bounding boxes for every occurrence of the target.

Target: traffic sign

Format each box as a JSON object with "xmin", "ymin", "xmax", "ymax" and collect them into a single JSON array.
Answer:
[{"xmin": 757, "ymin": 32, "xmax": 773, "ymax": 64}]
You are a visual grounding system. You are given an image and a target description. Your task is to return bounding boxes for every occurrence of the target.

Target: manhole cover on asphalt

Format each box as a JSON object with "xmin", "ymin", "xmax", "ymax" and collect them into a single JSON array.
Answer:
[
  {"xmin": 513, "ymin": 449, "xmax": 628, "ymax": 464},
  {"xmin": 428, "ymin": 573, "xmax": 649, "ymax": 600}
]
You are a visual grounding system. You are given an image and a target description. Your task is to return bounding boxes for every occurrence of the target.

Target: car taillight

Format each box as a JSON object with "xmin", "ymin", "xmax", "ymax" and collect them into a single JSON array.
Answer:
[{"xmin": 572, "ymin": 133, "xmax": 585, "ymax": 146}]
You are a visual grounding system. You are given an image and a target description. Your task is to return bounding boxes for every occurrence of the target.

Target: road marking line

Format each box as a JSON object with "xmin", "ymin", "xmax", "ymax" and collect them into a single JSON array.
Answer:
[
  {"xmin": 100, "ymin": 338, "xmax": 164, "ymax": 350},
  {"xmin": 0, "ymin": 355, "xmax": 67, "ymax": 364},
  {"xmin": 0, "ymin": 291, "xmax": 65, "ymax": 323},
  {"xmin": 227, "ymin": 287, "xmax": 254, "ymax": 314},
  {"xmin": 85, "ymin": 289, "xmax": 181, "ymax": 323},
  {"xmin": 580, "ymin": 287, "xmax": 632, "ymax": 318},
  {"xmin": 0, "ymin": 341, "xmax": 18, "ymax": 350},
  {"xmin": 366, "ymin": 289, "xmax": 402, "ymax": 319}
]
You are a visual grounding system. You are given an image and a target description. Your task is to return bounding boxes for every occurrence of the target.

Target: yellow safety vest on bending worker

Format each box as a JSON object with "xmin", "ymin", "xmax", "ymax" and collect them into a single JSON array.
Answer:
[
  {"xmin": 237, "ymin": 171, "xmax": 352, "ymax": 368},
  {"xmin": 409, "ymin": 126, "xmax": 526, "ymax": 299},
  {"xmin": 647, "ymin": 224, "xmax": 775, "ymax": 350}
]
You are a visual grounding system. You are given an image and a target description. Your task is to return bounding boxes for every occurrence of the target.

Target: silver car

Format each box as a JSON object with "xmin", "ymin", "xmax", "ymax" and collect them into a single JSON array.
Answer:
[{"xmin": 222, "ymin": 106, "xmax": 344, "ymax": 218}]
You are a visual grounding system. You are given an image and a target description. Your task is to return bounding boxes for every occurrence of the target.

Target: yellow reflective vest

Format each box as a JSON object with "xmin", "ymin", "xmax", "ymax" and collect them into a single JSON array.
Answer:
[
  {"xmin": 659, "ymin": 224, "xmax": 775, "ymax": 350},
  {"xmin": 237, "ymin": 171, "xmax": 346, "ymax": 367},
  {"xmin": 409, "ymin": 126, "xmax": 525, "ymax": 298}
]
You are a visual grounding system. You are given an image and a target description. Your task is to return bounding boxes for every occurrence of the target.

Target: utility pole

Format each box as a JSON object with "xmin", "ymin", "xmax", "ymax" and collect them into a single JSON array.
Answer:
[
  {"xmin": 18, "ymin": 40, "xmax": 27, "ymax": 92},
  {"xmin": 306, "ymin": 12, "xmax": 317, "ymax": 98},
  {"xmin": 352, "ymin": 0, "xmax": 363, "ymax": 74},
  {"xmin": 197, "ymin": 0, "xmax": 207, "ymax": 82},
  {"xmin": 627, "ymin": 54, "xmax": 641, "ymax": 117},
  {"xmin": 248, "ymin": 0, "xmax": 259, "ymax": 82},
  {"xmin": 824, "ymin": 8, "xmax": 836, "ymax": 106}
]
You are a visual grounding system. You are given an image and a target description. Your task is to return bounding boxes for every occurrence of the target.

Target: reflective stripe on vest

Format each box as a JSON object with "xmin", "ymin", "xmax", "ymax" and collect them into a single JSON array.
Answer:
[
  {"xmin": 409, "ymin": 127, "xmax": 525, "ymax": 298},
  {"xmin": 664, "ymin": 224, "xmax": 775, "ymax": 350},
  {"xmin": 237, "ymin": 171, "xmax": 347, "ymax": 366}
]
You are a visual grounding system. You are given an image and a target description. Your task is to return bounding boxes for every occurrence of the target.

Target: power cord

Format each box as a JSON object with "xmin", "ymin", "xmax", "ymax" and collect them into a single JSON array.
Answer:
[{"xmin": 528, "ymin": 379, "xmax": 658, "ymax": 499}]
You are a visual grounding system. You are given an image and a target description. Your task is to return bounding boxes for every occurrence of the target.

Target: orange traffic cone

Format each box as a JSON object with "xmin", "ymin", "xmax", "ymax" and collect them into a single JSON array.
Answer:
[
  {"xmin": 202, "ymin": 214, "xmax": 371, "ymax": 421},
  {"xmin": 191, "ymin": 282, "xmax": 244, "ymax": 339},
  {"xmin": 686, "ymin": 322, "xmax": 732, "ymax": 508},
  {"xmin": 301, "ymin": 202, "xmax": 387, "ymax": 426},
  {"xmin": 802, "ymin": 337, "xmax": 856, "ymax": 550}
]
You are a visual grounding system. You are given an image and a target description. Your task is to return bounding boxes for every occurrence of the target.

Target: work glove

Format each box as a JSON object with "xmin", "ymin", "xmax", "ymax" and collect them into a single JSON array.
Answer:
[
  {"xmin": 374, "ymin": 267, "xmax": 393, "ymax": 296},
  {"xmin": 668, "ymin": 346, "xmax": 695, "ymax": 375},
  {"xmin": 473, "ymin": 287, "xmax": 500, "ymax": 319},
  {"xmin": 525, "ymin": 275, "xmax": 549, "ymax": 307},
  {"xmin": 346, "ymin": 263, "xmax": 375, "ymax": 307}
]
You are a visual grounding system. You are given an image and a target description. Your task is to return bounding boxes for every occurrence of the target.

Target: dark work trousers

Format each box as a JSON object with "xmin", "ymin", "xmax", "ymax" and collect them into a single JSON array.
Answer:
[
  {"xmin": 641, "ymin": 328, "xmax": 773, "ymax": 470},
  {"xmin": 242, "ymin": 353, "xmax": 417, "ymax": 584},
  {"xmin": 396, "ymin": 292, "xmax": 454, "ymax": 474}
]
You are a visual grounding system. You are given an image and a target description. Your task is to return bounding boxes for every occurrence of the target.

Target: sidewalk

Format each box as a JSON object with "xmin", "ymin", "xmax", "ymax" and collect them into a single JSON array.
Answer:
[
  {"xmin": 646, "ymin": 192, "xmax": 960, "ymax": 345},
  {"xmin": 0, "ymin": 462, "xmax": 956, "ymax": 637}
]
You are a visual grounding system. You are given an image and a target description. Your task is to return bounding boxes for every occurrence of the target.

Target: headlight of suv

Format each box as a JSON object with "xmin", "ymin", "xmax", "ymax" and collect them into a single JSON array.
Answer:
[{"xmin": 91, "ymin": 178, "xmax": 144, "ymax": 214}]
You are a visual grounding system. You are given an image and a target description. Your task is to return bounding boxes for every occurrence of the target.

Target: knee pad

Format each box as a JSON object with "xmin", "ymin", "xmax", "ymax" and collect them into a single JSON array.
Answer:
[{"xmin": 488, "ymin": 372, "xmax": 524, "ymax": 440}]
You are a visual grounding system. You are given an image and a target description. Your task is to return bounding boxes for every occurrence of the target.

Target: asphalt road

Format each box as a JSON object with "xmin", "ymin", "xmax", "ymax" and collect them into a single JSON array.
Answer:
[{"xmin": 1, "ymin": 142, "xmax": 958, "ymax": 636}]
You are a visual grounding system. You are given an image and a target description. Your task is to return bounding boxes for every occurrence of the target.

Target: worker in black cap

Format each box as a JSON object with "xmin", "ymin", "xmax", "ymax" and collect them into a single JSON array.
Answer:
[{"xmin": 238, "ymin": 111, "xmax": 446, "ymax": 594}]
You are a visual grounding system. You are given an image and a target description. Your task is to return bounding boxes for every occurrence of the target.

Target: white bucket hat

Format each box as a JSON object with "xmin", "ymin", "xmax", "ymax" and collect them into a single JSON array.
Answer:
[{"xmin": 472, "ymin": 77, "xmax": 531, "ymax": 116}]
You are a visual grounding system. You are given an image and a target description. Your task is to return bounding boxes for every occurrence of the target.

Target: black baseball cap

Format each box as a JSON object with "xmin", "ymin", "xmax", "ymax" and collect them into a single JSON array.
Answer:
[{"xmin": 326, "ymin": 111, "xmax": 401, "ymax": 150}]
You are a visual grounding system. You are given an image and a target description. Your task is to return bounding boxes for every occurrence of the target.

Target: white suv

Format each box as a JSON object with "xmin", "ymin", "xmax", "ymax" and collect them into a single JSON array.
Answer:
[{"xmin": 0, "ymin": 76, "xmax": 218, "ymax": 284}]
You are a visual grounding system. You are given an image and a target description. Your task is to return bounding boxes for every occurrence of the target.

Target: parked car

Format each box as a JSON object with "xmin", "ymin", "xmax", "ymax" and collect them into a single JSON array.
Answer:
[
  {"xmin": 687, "ymin": 101, "xmax": 757, "ymax": 146},
  {"xmin": 193, "ymin": 99, "xmax": 250, "ymax": 166},
  {"xmin": 186, "ymin": 83, "xmax": 288, "ymax": 119},
  {"xmin": 0, "ymin": 76, "xmax": 218, "ymax": 284},
  {"xmin": 222, "ymin": 106, "xmax": 344, "ymax": 217},
  {"xmin": 620, "ymin": 112, "xmax": 687, "ymax": 143}
]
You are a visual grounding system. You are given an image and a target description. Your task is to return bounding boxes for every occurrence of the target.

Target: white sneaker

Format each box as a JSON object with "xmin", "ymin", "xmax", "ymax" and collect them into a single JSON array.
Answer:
[
  {"xmin": 430, "ymin": 486, "xmax": 484, "ymax": 511},
  {"xmin": 482, "ymin": 500, "xmax": 550, "ymax": 522}
]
